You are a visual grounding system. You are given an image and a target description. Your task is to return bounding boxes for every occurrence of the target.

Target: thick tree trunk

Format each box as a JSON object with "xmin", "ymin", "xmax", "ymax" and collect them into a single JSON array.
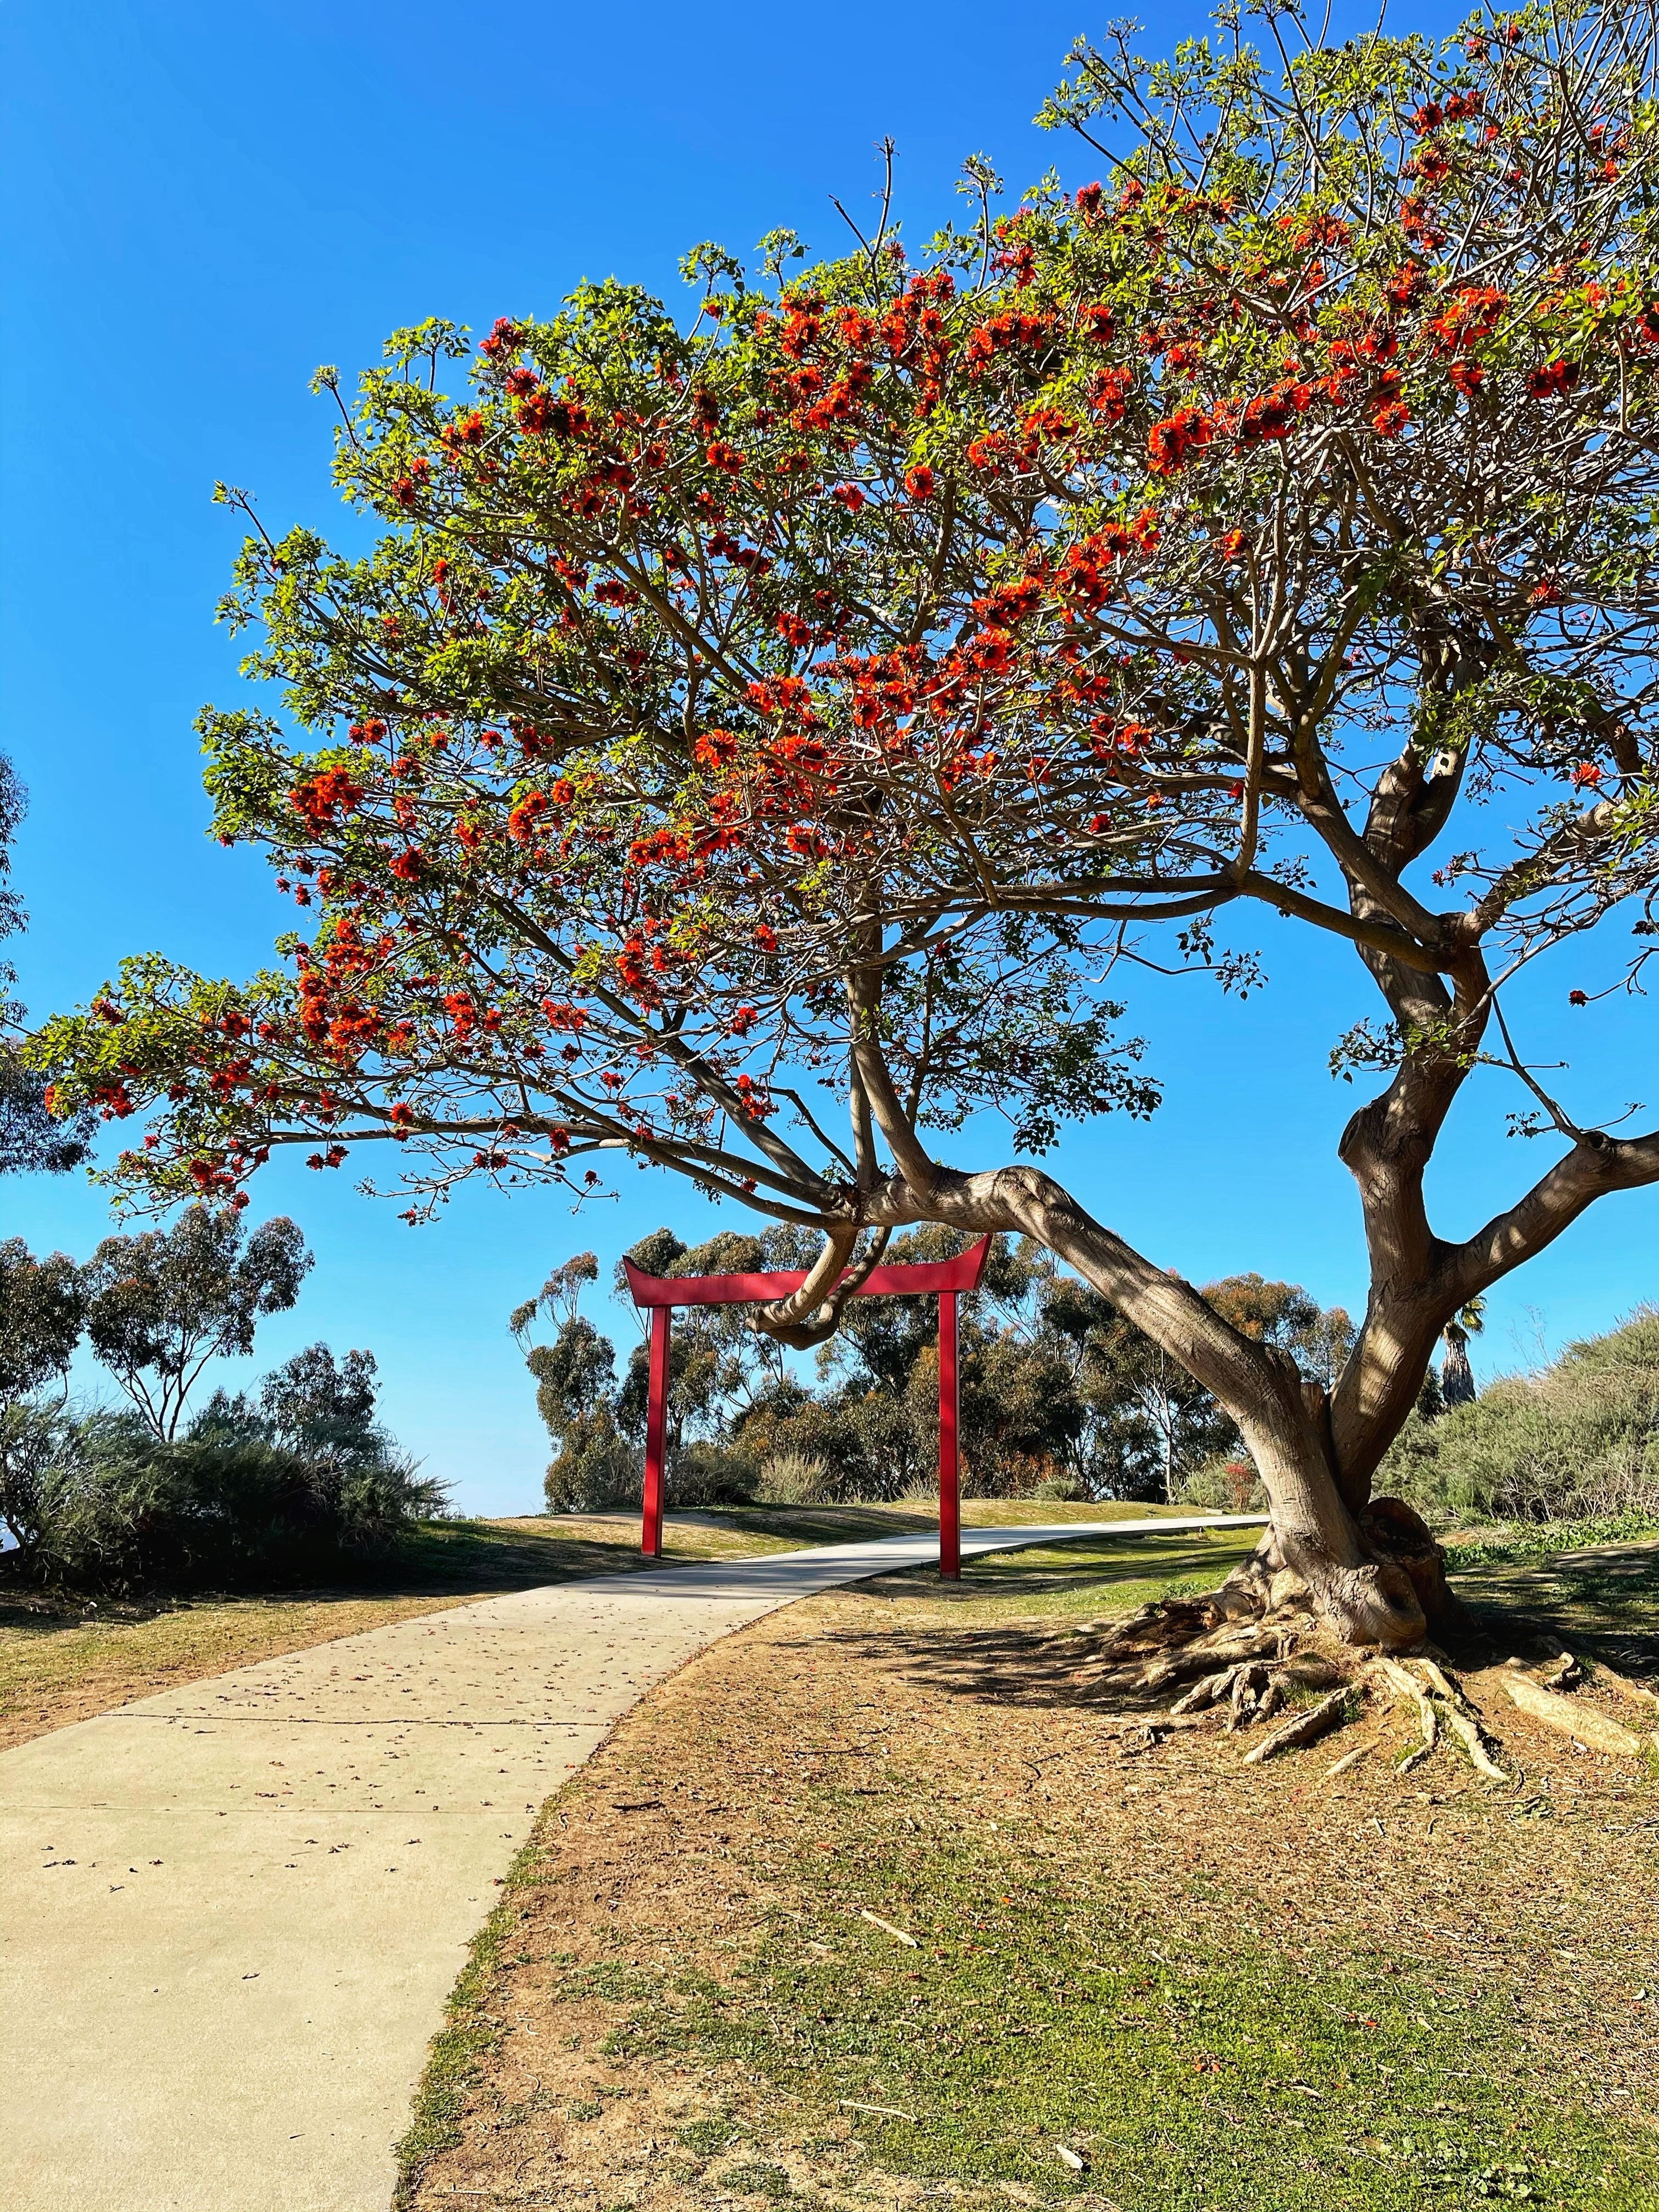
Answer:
[
  {"xmin": 1218, "ymin": 1405, "xmax": 1453, "ymax": 1647},
  {"xmin": 858, "ymin": 1159, "xmax": 1447, "ymax": 1650}
]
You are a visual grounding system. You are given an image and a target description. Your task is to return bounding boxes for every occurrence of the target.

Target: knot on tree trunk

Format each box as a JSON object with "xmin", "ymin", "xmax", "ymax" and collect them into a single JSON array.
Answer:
[
  {"xmin": 1316, "ymin": 1558, "xmax": 1430, "ymax": 1650},
  {"xmin": 1358, "ymin": 1495, "xmax": 1465, "ymax": 1636},
  {"xmin": 1216, "ymin": 1537, "xmax": 1427, "ymax": 1650}
]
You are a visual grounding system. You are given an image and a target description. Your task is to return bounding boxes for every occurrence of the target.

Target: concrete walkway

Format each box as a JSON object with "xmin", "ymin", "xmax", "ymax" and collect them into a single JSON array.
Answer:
[{"xmin": 0, "ymin": 1514, "xmax": 1263, "ymax": 2212}]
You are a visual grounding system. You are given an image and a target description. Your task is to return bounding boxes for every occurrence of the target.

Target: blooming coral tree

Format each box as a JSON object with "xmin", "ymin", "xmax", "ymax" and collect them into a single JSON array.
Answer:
[{"xmin": 39, "ymin": 5, "xmax": 1659, "ymax": 1643}]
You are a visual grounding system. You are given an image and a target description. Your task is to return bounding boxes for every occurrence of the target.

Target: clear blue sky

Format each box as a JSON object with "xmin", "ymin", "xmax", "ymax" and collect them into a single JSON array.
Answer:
[{"xmin": 3, "ymin": 0, "xmax": 1654, "ymax": 1513}]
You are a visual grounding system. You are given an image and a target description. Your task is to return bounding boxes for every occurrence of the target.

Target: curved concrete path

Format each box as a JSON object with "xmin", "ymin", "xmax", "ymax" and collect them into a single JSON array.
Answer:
[{"xmin": 0, "ymin": 1514, "xmax": 1263, "ymax": 2212}]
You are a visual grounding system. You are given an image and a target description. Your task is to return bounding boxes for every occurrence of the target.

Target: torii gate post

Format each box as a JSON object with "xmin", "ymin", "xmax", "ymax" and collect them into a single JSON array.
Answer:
[
  {"xmin": 938, "ymin": 1287, "xmax": 960, "ymax": 1580},
  {"xmin": 623, "ymin": 1236, "xmax": 991, "ymax": 1579}
]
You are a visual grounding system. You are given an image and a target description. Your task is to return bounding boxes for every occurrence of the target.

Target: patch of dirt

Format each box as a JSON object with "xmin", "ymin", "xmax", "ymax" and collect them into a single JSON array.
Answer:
[{"xmin": 400, "ymin": 1569, "xmax": 1659, "ymax": 2211}]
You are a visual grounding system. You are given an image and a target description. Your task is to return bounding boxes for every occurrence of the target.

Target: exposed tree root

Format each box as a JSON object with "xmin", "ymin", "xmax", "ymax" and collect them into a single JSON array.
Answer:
[
  {"xmin": 1046, "ymin": 1560, "xmax": 1548, "ymax": 1784},
  {"xmin": 1051, "ymin": 1584, "xmax": 1369, "ymax": 1766},
  {"xmin": 1497, "ymin": 1662, "xmax": 1653, "ymax": 1759},
  {"xmin": 1043, "ymin": 1516, "xmax": 1653, "ymax": 1783},
  {"xmin": 1376, "ymin": 1656, "xmax": 1439, "ymax": 1772},
  {"xmin": 1587, "ymin": 1656, "xmax": 1659, "ymax": 1714},
  {"xmin": 1413, "ymin": 1657, "xmax": 1510, "ymax": 1782},
  {"xmin": 1369, "ymin": 1654, "xmax": 1522, "ymax": 1781},
  {"xmin": 1441, "ymin": 1706, "xmax": 1510, "ymax": 1783},
  {"xmin": 1242, "ymin": 1686, "xmax": 1352, "ymax": 1765}
]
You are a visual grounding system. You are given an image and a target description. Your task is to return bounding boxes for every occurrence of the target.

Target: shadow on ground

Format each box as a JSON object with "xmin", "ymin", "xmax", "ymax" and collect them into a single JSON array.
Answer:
[
  {"xmin": 1448, "ymin": 1535, "xmax": 1659, "ymax": 1673},
  {"xmin": 808, "ymin": 1529, "xmax": 1659, "ymax": 1713},
  {"xmin": 804, "ymin": 1531, "xmax": 1257, "ymax": 1713}
]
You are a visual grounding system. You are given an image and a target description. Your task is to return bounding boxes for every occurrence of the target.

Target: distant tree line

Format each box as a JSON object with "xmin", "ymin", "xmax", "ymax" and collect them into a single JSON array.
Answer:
[{"xmin": 512, "ymin": 1229, "xmax": 1362, "ymax": 1514}]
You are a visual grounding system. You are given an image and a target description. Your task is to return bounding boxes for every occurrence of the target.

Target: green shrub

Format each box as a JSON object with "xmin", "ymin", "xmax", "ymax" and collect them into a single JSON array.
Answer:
[
  {"xmin": 1033, "ymin": 1469, "xmax": 1090, "ymax": 1502},
  {"xmin": 0, "ymin": 1401, "xmax": 80, "ymax": 1556},
  {"xmin": 2, "ymin": 1356, "xmax": 446, "ymax": 1592},
  {"xmin": 1376, "ymin": 1308, "xmax": 1659, "ymax": 1528},
  {"xmin": 666, "ymin": 1438, "xmax": 757, "ymax": 1508},
  {"xmin": 731, "ymin": 1385, "xmax": 906, "ymax": 1503},
  {"xmin": 1179, "ymin": 1454, "xmax": 1267, "ymax": 1512}
]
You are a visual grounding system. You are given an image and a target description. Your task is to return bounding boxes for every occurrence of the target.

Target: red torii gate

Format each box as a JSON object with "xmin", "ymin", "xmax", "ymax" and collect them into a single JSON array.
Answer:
[{"xmin": 622, "ymin": 1236, "xmax": 992, "ymax": 1578}]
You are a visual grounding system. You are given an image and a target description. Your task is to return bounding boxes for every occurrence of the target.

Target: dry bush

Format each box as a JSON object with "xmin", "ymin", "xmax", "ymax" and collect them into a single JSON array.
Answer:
[{"xmin": 752, "ymin": 1447, "xmax": 836, "ymax": 1506}]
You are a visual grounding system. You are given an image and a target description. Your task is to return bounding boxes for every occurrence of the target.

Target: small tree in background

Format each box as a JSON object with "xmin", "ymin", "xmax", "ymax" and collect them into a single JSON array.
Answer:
[
  {"xmin": 260, "ymin": 1341, "xmax": 382, "ymax": 1457},
  {"xmin": 81, "ymin": 1206, "xmax": 311, "ymax": 1440},
  {"xmin": 39, "ymin": 7, "xmax": 1659, "ymax": 1644},
  {"xmin": 1037, "ymin": 1261, "xmax": 1351, "ymax": 1500},
  {"xmin": 1440, "ymin": 1296, "xmax": 1485, "ymax": 1407},
  {"xmin": 1039, "ymin": 1269, "xmax": 1233, "ymax": 1500},
  {"xmin": 0, "ymin": 1208, "xmax": 440, "ymax": 1586},
  {"xmin": 511, "ymin": 1252, "xmax": 636, "ymax": 1510},
  {"xmin": 0, "ymin": 1239, "xmax": 85, "ymax": 1410}
]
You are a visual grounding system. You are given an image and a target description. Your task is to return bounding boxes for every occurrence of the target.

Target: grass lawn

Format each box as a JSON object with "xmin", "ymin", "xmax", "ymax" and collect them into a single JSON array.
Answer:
[
  {"xmin": 397, "ymin": 1524, "xmax": 1659, "ymax": 2212},
  {"xmin": 0, "ymin": 1497, "xmax": 1185, "ymax": 1751},
  {"xmin": 1445, "ymin": 1526, "xmax": 1659, "ymax": 1664}
]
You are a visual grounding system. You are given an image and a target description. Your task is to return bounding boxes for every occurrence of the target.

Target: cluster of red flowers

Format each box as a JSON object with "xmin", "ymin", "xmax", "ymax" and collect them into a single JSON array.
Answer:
[
  {"xmin": 1428, "ymin": 283, "xmax": 1507, "ymax": 353},
  {"xmin": 90, "ymin": 1079, "xmax": 136, "ymax": 1119},
  {"xmin": 1233, "ymin": 380, "xmax": 1314, "ymax": 446},
  {"xmin": 518, "ymin": 392, "xmax": 590, "ymax": 438},
  {"xmin": 1086, "ymin": 365, "xmax": 1134, "ymax": 424},
  {"xmin": 291, "ymin": 768, "xmax": 364, "ymax": 826},
  {"xmin": 747, "ymin": 674, "xmax": 818, "ymax": 726},
  {"xmin": 507, "ymin": 790, "xmax": 551, "ymax": 843},
  {"xmin": 963, "ymin": 308, "xmax": 1055, "ymax": 376},
  {"xmin": 1147, "ymin": 407, "xmax": 1213, "ymax": 475}
]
